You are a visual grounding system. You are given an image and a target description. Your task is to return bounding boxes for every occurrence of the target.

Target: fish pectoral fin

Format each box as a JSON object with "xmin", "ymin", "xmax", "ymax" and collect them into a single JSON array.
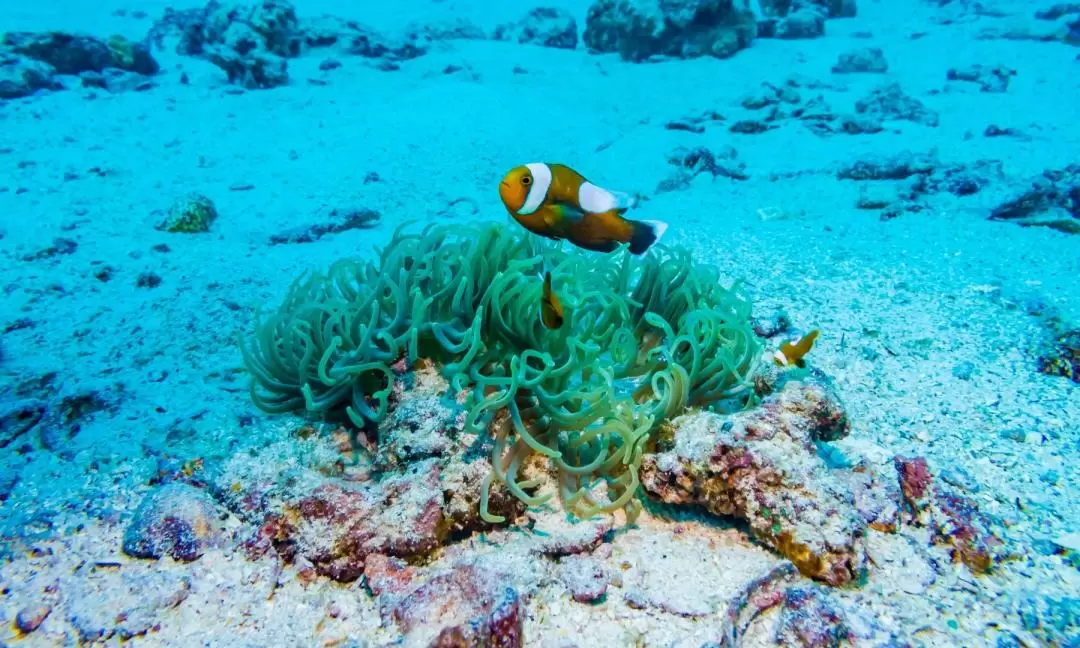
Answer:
[{"xmin": 549, "ymin": 201, "xmax": 586, "ymax": 224}]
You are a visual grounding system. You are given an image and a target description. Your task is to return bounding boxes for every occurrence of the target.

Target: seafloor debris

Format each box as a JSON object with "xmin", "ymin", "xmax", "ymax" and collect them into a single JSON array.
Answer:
[
  {"xmin": 493, "ymin": 7, "xmax": 579, "ymax": 50},
  {"xmin": 658, "ymin": 145, "xmax": 749, "ymax": 192}
]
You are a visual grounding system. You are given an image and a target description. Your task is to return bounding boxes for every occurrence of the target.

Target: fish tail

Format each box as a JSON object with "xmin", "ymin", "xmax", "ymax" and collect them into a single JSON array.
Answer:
[{"xmin": 627, "ymin": 219, "xmax": 669, "ymax": 255}]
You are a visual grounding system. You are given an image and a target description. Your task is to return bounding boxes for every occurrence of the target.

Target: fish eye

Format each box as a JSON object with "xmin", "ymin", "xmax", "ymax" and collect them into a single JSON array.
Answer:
[{"xmin": 521, "ymin": 176, "xmax": 531, "ymax": 185}]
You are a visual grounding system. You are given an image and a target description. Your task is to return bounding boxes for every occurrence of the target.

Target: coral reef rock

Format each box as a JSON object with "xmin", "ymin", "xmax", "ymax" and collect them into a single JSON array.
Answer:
[
  {"xmin": 494, "ymin": 7, "xmax": 579, "ymax": 49},
  {"xmin": 583, "ymin": 0, "xmax": 758, "ymax": 62},
  {"xmin": 122, "ymin": 483, "xmax": 226, "ymax": 562},
  {"xmin": 640, "ymin": 375, "xmax": 868, "ymax": 586},
  {"xmin": 1, "ymin": 32, "xmax": 158, "ymax": 76}
]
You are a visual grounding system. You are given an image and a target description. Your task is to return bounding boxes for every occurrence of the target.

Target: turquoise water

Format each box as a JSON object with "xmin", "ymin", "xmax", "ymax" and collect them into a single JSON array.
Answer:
[{"xmin": 1, "ymin": 1, "xmax": 1077, "ymax": 646}]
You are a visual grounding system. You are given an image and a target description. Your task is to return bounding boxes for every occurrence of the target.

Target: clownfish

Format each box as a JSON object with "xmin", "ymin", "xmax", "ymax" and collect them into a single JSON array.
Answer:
[
  {"xmin": 499, "ymin": 163, "xmax": 668, "ymax": 255},
  {"xmin": 773, "ymin": 329, "xmax": 819, "ymax": 368},
  {"xmin": 540, "ymin": 271, "xmax": 564, "ymax": 329}
]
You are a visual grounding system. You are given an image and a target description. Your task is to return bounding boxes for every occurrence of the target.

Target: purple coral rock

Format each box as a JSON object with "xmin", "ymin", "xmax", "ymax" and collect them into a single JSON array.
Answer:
[
  {"xmin": 388, "ymin": 563, "xmax": 524, "ymax": 647},
  {"xmin": 281, "ymin": 460, "xmax": 445, "ymax": 581},
  {"xmin": 558, "ymin": 555, "xmax": 609, "ymax": 602},
  {"xmin": 775, "ymin": 586, "xmax": 854, "ymax": 647},
  {"xmin": 640, "ymin": 378, "xmax": 865, "ymax": 586},
  {"xmin": 122, "ymin": 483, "xmax": 223, "ymax": 562}
]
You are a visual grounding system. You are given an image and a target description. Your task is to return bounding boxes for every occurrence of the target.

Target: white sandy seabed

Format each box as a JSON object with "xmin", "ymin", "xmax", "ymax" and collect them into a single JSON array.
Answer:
[{"xmin": 0, "ymin": 0, "xmax": 1078, "ymax": 646}]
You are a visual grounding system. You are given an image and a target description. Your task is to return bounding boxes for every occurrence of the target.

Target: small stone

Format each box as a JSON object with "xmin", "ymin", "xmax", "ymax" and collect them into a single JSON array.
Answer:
[
  {"xmin": 1039, "ymin": 470, "xmax": 1060, "ymax": 486},
  {"xmin": 136, "ymin": 272, "xmax": 162, "ymax": 288},
  {"xmin": 15, "ymin": 605, "xmax": 51, "ymax": 633},
  {"xmin": 155, "ymin": 193, "xmax": 217, "ymax": 233}
]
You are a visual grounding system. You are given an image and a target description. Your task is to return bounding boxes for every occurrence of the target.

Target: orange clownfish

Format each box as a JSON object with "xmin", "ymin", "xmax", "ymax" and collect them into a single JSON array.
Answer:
[
  {"xmin": 540, "ymin": 271, "xmax": 564, "ymax": 329},
  {"xmin": 499, "ymin": 163, "xmax": 668, "ymax": 255},
  {"xmin": 773, "ymin": 329, "xmax": 819, "ymax": 368}
]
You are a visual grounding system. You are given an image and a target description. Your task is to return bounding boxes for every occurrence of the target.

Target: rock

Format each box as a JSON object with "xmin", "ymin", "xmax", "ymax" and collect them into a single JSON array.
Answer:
[
  {"xmin": 0, "ymin": 55, "xmax": 60, "ymax": 99},
  {"xmin": 640, "ymin": 377, "xmax": 866, "ymax": 586},
  {"xmin": 1037, "ymin": 328, "xmax": 1079, "ymax": 382},
  {"xmin": 659, "ymin": 145, "xmax": 749, "ymax": 192},
  {"xmin": 855, "ymin": 183, "xmax": 897, "ymax": 210},
  {"xmin": 122, "ymin": 483, "xmax": 225, "ymax": 561},
  {"xmin": 263, "ymin": 461, "xmax": 446, "ymax": 581},
  {"xmin": 15, "ymin": 605, "xmax": 51, "ymax": 633},
  {"xmin": 987, "ymin": 163, "xmax": 1080, "ymax": 234},
  {"xmin": 583, "ymin": 0, "xmax": 757, "ymax": 62},
  {"xmin": 406, "ymin": 18, "xmax": 486, "ymax": 42},
  {"xmin": 268, "ymin": 207, "xmax": 380, "ymax": 245},
  {"xmin": 301, "ymin": 15, "xmax": 428, "ymax": 61},
  {"xmin": 837, "ymin": 461, "xmax": 901, "ymax": 532},
  {"xmin": 947, "ymin": 64, "xmax": 1016, "ymax": 92},
  {"xmin": 0, "ymin": 398, "xmax": 46, "ymax": 449},
  {"xmin": 494, "ymin": 7, "xmax": 578, "ymax": 49},
  {"xmin": 557, "ymin": 554, "xmax": 610, "ymax": 602},
  {"xmin": 775, "ymin": 586, "xmax": 855, "ymax": 646},
  {"xmin": 832, "ymin": 47, "xmax": 887, "ymax": 73},
  {"xmin": 855, "ymin": 82, "xmax": 939, "ymax": 127},
  {"xmin": 205, "ymin": 47, "xmax": 288, "ymax": 88},
  {"xmin": 894, "ymin": 455, "xmax": 1008, "ymax": 573},
  {"xmin": 384, "ymin": 563, "xmax": 524, "ymax": 647},
  {"xmin": 1, "ymin": 31, "xmax": 158, "ymax": 75},
  {"xmin": 204, "ymin": 0, "xmax": 302, "ymax": 57},
  {"xmin": 837, "ymin": 151, "xmax": 938, "ymax": 181},
  {"xmin": 776, "ymin": 7, "xmax": 826, "ymax": 39},
  {"xmin": 155, "ymin": 193, "xmax": 218, "ymax": 233}
]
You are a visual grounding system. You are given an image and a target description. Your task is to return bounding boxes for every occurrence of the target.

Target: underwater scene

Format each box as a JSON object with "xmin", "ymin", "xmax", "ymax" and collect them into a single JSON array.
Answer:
[{"xmin": 1, "ymin": 0, "xmax": 1078, "ymax": 645}]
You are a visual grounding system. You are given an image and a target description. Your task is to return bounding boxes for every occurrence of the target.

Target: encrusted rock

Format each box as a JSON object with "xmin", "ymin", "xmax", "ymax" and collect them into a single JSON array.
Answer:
[
  {"xmin": 832, "ymin": 47, "xmax": 887, "ymax": 73},
  {"xmin": 2, "ymin": 32, "xmax": 158, "ymax": 75},
  {"xmin": 384, "ymin": 563, "xmax": 524, "ymax": 647},
  {"xmin": 557, "ymin": 554, "xmax": 609, "ymax": 602},
  {"xmin": 640, "ymin": 377, "xmax": 865, "ymax": 586},
  {"xmin": 988, "ymin": 164, "xmax": 1080, "ymax": 235},
  {"xmin": 269, "ymin": 460, "xmax": 445, "ymax": 581},
  {"xmin": 855, "ymin": 82, "xmax": 939, "ymax": 127},
  {"xmin": 583, "ymin": 0, "xmax": 757, "ymax": 62},
  {"xmin": 494, "ymin": 7, "xmax": 579, "ymax": 49},
  {"xmin": 122, "ymin": 483, "xmax": 225, "ymax": 561},
  {"xmin": 894, "ymin": 455, "xmax": 1008, "ymax": 573},
  {"xmin": 155, "ymin": 193, "xmax": 218, "ymax": 233},
  {"xmin": 774, "ymin": 586, "xmax": 855, "ymax": 647},
  {"xmin": 1037, "ymin": 328, "xmax": 1080, "ymax": 381},
  {"xmin": 0, "ymin": 55, "xmax": 60, "ymax": 99},
  {"xmin": 776, "ymin": 8, "xmax": 826, "ymax": 39}
]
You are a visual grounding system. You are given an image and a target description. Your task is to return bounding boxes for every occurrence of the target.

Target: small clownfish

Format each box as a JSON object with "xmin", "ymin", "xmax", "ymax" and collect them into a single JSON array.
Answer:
[
  {"xmin": 499, "ymin": 163, "xmax": 668, "ymax": 255},
  {"xmin": 540, "ymin": 271, "xmax": 564, "ymax": 329},
  {"xmin": 773, "ymin": 329, "xmax": 819, "ymax": 368}
]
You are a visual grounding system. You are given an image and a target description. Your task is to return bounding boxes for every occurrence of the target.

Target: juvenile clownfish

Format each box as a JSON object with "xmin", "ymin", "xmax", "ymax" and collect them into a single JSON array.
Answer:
[
  {"xmin": 499, "ymin": 163, "xmax": 668, "ymax": 255},
  {"xmin": 540, "ymin": 271, "xmax": 564, "ymax": 329},
  {"xmin": 773, "ymin": 329, "xmax": 819, "ymax": 368}
]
